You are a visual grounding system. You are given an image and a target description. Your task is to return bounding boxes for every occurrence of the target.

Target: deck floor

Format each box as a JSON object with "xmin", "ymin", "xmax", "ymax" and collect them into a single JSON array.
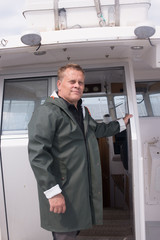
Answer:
[{"xmin": 77, "ymin": 208, "xmax": 134, "ymax": 240}]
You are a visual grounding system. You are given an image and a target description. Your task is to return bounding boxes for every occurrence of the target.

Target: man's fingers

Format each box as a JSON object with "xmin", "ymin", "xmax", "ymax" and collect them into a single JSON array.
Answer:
[
  {"xmin": 52, "ymin": 205, "xmax": 66, "ymax": 214},
  {"xmin": 50, "ymin": 205, "xmax": 54, "ymax": 212},
  {"xmin": 62, "ymin": 204, "xmax": 66, "ymax": 213},
  {"xmin": 49, "ymin": 193, "xmax": 66, "ymax": 214},
  {"xmin": 123, "ymin": 114, "xmax": 133, "ymax": 125},
  {"xmin": 53, "ymin": 207, "xmax": 59, "ymax": 213}
]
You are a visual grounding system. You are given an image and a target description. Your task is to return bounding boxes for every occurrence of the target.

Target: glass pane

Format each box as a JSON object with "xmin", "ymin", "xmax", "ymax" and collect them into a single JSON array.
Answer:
[
  {"xmin": 114, "ymin": 96, "xmax": 127, "ymax": 118},
  {"xmin": 2, "ymin": 79, "xmax": 48, "ymax": 132},
  {"xmin": 135, "ymin": 81, "xmax": 160, "ymax": 117},
  {"xmin": 136, "ymin": 94, "xmax": 148, "ymax": 117},
  {"xmin": 82, "ymin": 96, "xmax": 109, "ymax": 120},
  {"xmin": 149, "ymin": 93, "xmax": 160, "ymax": 116}
]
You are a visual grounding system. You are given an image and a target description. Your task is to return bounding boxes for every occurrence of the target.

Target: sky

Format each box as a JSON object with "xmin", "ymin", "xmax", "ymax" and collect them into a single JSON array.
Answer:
[{"xmin": 0, "ymin": 0, "xmax": 160, "ymax": 38}]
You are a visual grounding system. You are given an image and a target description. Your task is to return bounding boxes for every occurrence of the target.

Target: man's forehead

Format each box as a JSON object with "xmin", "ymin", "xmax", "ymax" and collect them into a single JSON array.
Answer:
[{"xmin": 64, "ymin": 68, "xmax": 85, "ymax": 78}]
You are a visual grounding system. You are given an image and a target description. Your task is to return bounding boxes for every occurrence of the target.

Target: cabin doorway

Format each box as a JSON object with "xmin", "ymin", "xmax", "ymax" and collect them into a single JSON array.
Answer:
[
  {"xmin": 82, "ymin": 66, "xmax": 132, "ymax": 209},
  {"xmin": 98, "ymin": 137, "xmax": 110, "ymax": 208},
  {"xmin": 81, "ymin": 66, "xmax": 135, "ymax": 239},
  {"xmin": 98, "ymin": 135, "xmax": 130, "ymax": 209}
]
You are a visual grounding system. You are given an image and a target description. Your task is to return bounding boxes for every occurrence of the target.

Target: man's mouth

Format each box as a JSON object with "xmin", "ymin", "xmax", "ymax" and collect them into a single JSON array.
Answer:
[{"xmin": 72, "ymin": 91, "xmax": 81, "ymax": 94}]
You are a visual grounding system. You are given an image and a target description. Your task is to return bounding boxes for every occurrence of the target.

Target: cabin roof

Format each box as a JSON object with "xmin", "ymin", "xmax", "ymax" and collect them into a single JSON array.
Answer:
[{"xmin": 1, "ymin": 26, "xmax": 160, "ymax": 73}]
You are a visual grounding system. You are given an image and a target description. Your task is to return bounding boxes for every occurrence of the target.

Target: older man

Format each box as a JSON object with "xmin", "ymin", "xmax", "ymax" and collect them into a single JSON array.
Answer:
[{"xmin": 28, "ymin": 63, "xmax": 132, "ymax": 240}]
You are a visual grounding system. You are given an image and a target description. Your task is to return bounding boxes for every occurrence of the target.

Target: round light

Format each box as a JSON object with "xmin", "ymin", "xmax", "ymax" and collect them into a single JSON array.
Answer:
[
  {"xmin": 34, "ymin": 51, "xmax": 46, "ymax": 56},
  {"xmin": 131, "ymin": 46, "xmax": 144, "ymax": 50}
]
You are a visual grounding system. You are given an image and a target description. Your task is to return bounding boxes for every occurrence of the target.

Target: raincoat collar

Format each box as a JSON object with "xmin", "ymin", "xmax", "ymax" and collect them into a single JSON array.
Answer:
[{"xmin": 50, "ymin": 91, "xmax": 86, "ymax": 118}]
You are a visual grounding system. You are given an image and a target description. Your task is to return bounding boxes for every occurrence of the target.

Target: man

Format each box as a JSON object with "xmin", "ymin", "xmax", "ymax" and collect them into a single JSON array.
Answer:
[{"xmin": 28, "ymin": 63, "xmax": 132, "ymax": 240}]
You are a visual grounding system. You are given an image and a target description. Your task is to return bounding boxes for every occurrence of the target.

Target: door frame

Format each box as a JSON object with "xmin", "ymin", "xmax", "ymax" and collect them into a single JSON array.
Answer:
[
  {"xmin": 0, "ymin": 78, "xmax": 9, "ymax": 240},
  {"xmin": 124, "ymin": 60, "xmax": 146, "ymax": 240}
]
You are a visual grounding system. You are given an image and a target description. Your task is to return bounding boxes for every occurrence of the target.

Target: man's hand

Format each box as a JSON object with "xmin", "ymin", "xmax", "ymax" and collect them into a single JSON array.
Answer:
[
  {"xmin": 49, "ymin": 193, "xmax": 66, "ymax": 214},
  {"xmin": 123, "ymin": 114, "xmax": 133, "ymax": 126}
]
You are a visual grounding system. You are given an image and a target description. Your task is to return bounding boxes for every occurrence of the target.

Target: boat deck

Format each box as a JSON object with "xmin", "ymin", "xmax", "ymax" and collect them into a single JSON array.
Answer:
[{"xmin": 77, "ymin": 208, "xmax": 134, "ymax": 240}]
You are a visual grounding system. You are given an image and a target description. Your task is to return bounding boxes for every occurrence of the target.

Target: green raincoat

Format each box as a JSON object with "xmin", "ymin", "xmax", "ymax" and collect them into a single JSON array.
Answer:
[{"xmin": 28, "ymin": 95, "xmax": 120, "ymax": 232}]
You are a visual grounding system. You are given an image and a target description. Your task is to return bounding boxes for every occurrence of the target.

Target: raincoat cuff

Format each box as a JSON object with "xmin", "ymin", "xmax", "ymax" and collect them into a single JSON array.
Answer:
[
  {"xmin": 44, "ymin": 184, "xmax": 62, "ymax": 199},
  {"xmin": 117, "ymin": 118, "xmax": 126, "ymax": 132}
]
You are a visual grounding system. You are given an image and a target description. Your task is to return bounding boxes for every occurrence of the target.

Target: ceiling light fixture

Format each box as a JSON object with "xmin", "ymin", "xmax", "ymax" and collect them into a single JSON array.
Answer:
[
  {"xmin": 131, "ymin": 46, "xmax": 144, "ymax": 50},
  {"xmin": 34, "ymin": 51, "xmax": 46, "ymax": 56}
]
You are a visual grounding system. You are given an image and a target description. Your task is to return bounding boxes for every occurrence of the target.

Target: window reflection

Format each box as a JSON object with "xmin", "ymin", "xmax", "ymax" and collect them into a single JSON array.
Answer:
[
  {"xmin": 3, "ymin": 100, "xmax": 34, "ymax": 131},
  {"xmin": 2, "ymin": 79, "xmax": 48, "ymax": 132},
  {"xmin": 82, "ymin": 96, "xmax": 109, "ymax": 120}
]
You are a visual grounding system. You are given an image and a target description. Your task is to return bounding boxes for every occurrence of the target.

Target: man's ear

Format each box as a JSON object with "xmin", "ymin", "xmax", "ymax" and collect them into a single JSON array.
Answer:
[{"xmin": 57, "ymin": 80, "xmax": 61, "ymax": 90}]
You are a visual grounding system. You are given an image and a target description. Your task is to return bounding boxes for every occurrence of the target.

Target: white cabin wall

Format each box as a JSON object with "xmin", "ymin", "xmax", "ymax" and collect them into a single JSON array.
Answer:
[
  {"xmin": 139, "ymin": 117, "xmax": 160, "ymax": 220},
  {"xmin": 142, "ymin": 129, "xmax": 160, "ymax": 240},
  {"xmin": 134, "ymin": 68, "xmax": 160, "ymax": 81},
  {"xmin": 1, "ymin": 137, "xmax": 52, "ymax": 240},
  {"xmin": 133, "ymin": 67, "xmax": 160, "ymax": 221},
  {"xmin": 133, "ymin": 67, "xmax": 160, "ymax": 240}
]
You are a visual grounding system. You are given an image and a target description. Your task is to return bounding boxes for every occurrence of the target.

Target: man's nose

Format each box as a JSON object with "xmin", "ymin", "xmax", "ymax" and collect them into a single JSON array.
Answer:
[{"xmin": 74, "ymin": 81, "xmax": 80, "ymax": 88}]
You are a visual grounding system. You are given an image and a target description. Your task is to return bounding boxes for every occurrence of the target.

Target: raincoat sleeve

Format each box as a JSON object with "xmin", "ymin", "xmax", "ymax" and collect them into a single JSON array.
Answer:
[
  {"xmin": 87, "ymin": 111, "xmax": 120, "ymax": 138},
  {"xmin": 28, "ymin": 104, "xmax": 59, "ymax": 193}
]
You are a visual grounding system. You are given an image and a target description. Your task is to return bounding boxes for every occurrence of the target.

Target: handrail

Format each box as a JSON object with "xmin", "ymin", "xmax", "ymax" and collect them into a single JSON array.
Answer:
[
  {"xmin": 115, "ymin": 0, "xmax": 120, "ymax": 26},
  {"xmin": 54, "ymin": 0, "xmax": 59, "ymax": 30}
]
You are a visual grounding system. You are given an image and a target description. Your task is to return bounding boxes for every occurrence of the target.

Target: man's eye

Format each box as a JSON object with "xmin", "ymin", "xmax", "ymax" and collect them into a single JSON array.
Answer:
[{"xmin": 79, "ymin": 82, "xmax": 84, "ymax": 86}]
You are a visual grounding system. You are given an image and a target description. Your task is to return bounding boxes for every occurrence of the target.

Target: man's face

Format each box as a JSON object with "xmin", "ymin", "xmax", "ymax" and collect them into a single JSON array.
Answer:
[{"xmin": 57, "ymin": 68, "xmax": 85, "ymax": 107}]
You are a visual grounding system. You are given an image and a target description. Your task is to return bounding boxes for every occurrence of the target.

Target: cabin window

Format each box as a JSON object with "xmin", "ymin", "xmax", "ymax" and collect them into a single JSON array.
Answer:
[
  {"xmin": 2, "ymin": 78, "xmax": 48, "ymax": 133},
  {"xmin": 114, "ymin": 95, "xmax": 127, "ymax": 118},
  {"xmin": 135, "ymin": 81, "xmax": 160, "ymax": 117},
  {"xmin": 82, "ymin": 96, "xmax": 109, "ymax": 121},
  {"xmin": 149, "ymin": 93, "xmax": 160, "ymax": 116},
  {"xmin": 136, "ymin": 94, "xmax": 148, "ymax": 117}
]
